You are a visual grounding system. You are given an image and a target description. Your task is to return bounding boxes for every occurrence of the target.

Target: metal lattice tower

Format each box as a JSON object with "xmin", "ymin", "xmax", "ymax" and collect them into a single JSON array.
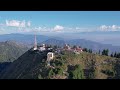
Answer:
[{"xmin": 33, "ymin": 34, "xmax": 37, "ymax": 50}]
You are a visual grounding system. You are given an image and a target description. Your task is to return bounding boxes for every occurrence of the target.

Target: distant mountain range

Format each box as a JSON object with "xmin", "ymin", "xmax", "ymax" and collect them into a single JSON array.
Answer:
[
  {"xmin": 41, "ymin": 38, "xmax": 65, "ymax": 46},
  {"xmin": 0, "ymin": 40, "xmax": 29, "ymax": 62},
  {"xmin": 0, "ymin": 33, "xmax": 55, "ymax": 45},
  {"xmin": 42, "ymin": 38, "xmax": 120, "ymax": 54},
  {"xmin": 0, "ymin": 33, "xmax": 120, "ymax": 54}
]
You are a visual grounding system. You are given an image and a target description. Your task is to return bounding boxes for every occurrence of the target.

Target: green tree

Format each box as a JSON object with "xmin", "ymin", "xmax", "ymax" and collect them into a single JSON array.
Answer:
[
  {"xmin": 48, "ymin": 69, "xmax": 55, "ymax": 77},
  {"xmin": 116, "ymin": 53, "xmax": 120, "ymax": 58},
  {"xmin": 54, "ymin": 68, "xmax": 63, "ymax": 75},
  {"xmin": 83, "ymin": 48, "xmax": 88, "ymax": 52},
  {"xmin": 88, "ymin": 49, "xmax": 92, "ymax": 53},
  {"xmin": 102, "ymin": 49, "xmax": 105, "ymax": 55},
  {"xmin": 114, "ymin": 52, "xmax": 117, "ymax": 57},
  {"xmin": 102, "ymin": 49, "xmax": 109, "ymax": 56},
  {"xmin": 69, "ymin": 65, "xmax": 85, "ymax": 79},
  {"xmin": 106, "ymin": 49, "xmax": 109, "ymax": 56},
  {"xmin": 73, "ymin": 45, "xmax": 77, "ymax": 49},
  {"xmin": 118, "ymin": 53, "xmax": 120, "ymax": 58},
  {"xmin": 111, "ymin": 53, "xmax": 113, "ymax": 57}
]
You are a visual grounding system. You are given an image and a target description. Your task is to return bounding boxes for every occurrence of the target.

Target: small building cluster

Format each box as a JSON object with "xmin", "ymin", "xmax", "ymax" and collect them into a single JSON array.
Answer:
[
  {"xmin": 64, "ymin": 44, "xmax": 71, "ymax": 50},
  {"xmin": 38, "ymin": 44, "xmax": 46, "ymax": 51},
  {"xmin": 32, "ymin": 34, "xmax": 83, "ymax": 68},
  {"xmin": 63, "ymin": 44, "xmax": 83, "ymax": 54}
]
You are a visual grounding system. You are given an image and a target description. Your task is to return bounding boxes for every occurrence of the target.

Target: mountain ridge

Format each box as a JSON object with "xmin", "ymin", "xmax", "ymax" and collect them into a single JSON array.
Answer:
[
  {"xmin": 1, "ymin": 33, "xmax": 120, "ymax": 54},
  {"xmin": 41, "ymin": 38, "xmax": 120, "ymax": 54},
  {"xmin": 0, "ymin": 40, "xmax": 29, "ymax": 62}
]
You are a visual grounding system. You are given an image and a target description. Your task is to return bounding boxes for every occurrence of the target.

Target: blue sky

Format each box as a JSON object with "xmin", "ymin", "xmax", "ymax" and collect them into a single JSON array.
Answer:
[
  {"xmin": 0, "ymin": 11, "xmax": 120, "ymax": 45},
  {"xmin": 0, "ymin": 11, "xmax": 120, "ymax": 27}
]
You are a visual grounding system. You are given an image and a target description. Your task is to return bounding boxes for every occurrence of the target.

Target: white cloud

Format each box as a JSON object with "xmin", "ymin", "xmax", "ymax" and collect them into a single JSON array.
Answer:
[
  {"xmin": 29, "ymin": 25, "xmax": 65, "ymax": 33},
  {"xmin": 38, "ymin": 27, "xmax": 42, "ymax": 30},
  {"xmin": 100, "ymin": 25, "xmax": 120, "ymax": 31},
  {"xmin": 6, "ymin": 20, "xmax": 26, "ymax": 27},
  {"xmin": 3, "ymin": 23, "xmax": 120, "ymax": 35},
  {"xmin": 20, "ymin": 20, "xmax": 25, "ymax": 27},
  {"xmin": 112, "ymin": 25, "xmax": 118, "ymax": 30},
  {"xmin": 27, "ymin": 21, "xmax": 31, "ymax": 27},
  {"xmin": 54, "ymin": 25, "xmax": 64, "ymax": 31},
  {"xmin": 100, "ymin": 25, "xmax": 108, "ymax": 30},
  {"xmin": 34, "ymin": 27, "xmax": 50, "ymax": 32}
]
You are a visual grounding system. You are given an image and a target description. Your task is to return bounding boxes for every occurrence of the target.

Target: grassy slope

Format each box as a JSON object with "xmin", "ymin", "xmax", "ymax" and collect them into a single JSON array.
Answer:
[
  {"xmin": 0, "ymin": 49, "xmax": 119, "ymax": 79},
  {"xmin": 54, "ymin": 51, "xmax": 118, "ymax": 79}
]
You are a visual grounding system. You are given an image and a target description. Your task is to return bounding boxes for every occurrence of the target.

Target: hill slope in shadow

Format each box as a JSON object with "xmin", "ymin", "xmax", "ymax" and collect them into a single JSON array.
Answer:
[{"xmin": 0, "ymin": 50, "xmax": 48, "ymax": 79}]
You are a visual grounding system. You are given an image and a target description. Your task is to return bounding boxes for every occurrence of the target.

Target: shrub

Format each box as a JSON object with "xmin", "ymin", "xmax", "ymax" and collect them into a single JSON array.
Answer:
[
  {"xmin": 48, "ymin": 69, "xmax": 55, "ymax": 77},
  {"xmin": 38, "ymin": 74, "xmax": 43, "ymax": 79},
  {"xmin": 69, "ymin": 65, "xmax": 85, "ymax": 79}
]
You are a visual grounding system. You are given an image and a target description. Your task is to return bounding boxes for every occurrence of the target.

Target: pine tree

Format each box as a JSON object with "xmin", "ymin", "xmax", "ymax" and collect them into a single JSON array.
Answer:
[
  {"xmin": 102, "ymin": 49, "xmax": 109, "ymax": 56},
  {"xmin": 73, "ymin": 45, "xmax": 77, "ymax": 49},
  {"xmin": 111, "ymin": 53, "xmax": 113, "ymax": 57},
  {"xmin": 114, "ymin": 52, "xmax": 117, "ymax": 57},
  {"xmin": 83, "ymin": 48, "xmax": 88, "ymax": 52},
  {"xmin": 106, "ymin": 49, "xmax": 109, "ymax": 56},
  {"xmin": 89, "ymin": 49, "xmax": 92, "ymax": 53},
  {"xmin": 118, "ymin": 53, "xmax": 120, "ymax": 58},
  {"xmin": 102, "ymin": 49, "xmax": 105, "ymax": 55},
  {"xmin": 116, "ymin": 53, "xmax": 120, "ymax": 58}
]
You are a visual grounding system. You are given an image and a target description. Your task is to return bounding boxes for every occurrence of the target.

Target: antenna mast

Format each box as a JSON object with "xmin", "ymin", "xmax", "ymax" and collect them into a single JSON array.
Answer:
[{"xmin": 33, "ymin": 33, "xmax": 37, "ymax": 50}]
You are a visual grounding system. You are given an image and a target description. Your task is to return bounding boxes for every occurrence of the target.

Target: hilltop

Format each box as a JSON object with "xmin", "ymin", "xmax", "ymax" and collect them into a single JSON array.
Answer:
[{"xmin": 0, "ymin": 46, "xmax": 120, "ymax": 79}]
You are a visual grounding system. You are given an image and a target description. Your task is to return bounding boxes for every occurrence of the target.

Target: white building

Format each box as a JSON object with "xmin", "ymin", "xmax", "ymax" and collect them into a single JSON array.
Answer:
[
  {"xmin": 64, "ymin": 44, "xmax": 71, "ymax": 50},
  {"xmin": 73, "ymin": 47, "xmax": 83, "ymax": 54},
  {"xmin": 39, "ymin": 47, "xmax": 46, "ymax": 51},
  {"xmin": 47, "ymin": 52, "xmax": 54, "ymax": 61},
  {"xmin": 42, "ymin": 44, "xmax": 45, "ymax": 48},
  {"xmin": 47, "ymin": 52, "xmax": 54, "ymax": 66},
  {"xmin": 39, "ymin": 44, "xmax": 46, "ymax": 51}
]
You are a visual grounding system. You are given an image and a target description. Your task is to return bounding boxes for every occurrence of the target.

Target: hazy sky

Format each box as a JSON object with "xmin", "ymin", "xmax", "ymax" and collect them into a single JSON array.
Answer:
[{"xmin": 0, "ymin": 11, "xmax": 120, "ymax": 45}]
